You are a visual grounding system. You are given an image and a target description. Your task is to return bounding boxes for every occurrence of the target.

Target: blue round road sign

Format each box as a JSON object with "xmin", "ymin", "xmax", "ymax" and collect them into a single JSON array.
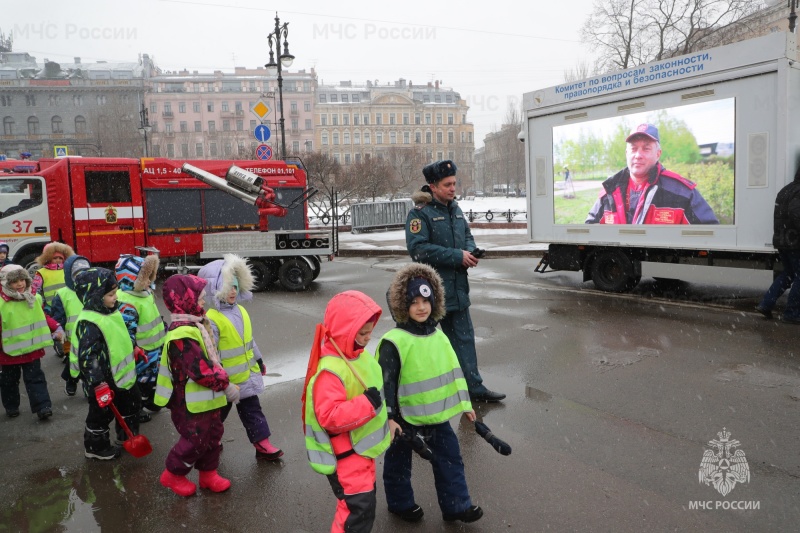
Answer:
[
  {"xmin": 254, "ymin": 124, "xmax": 271, "ymax": 142},
  {"xmin": 256, "ymin": 144, "xmax": 273, "ymax": 161}
]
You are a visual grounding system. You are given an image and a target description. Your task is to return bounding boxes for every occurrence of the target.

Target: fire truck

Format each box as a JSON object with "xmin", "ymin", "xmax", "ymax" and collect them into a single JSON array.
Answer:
[{"xmin": 0, "ymin": 156, "xmax": 332, "ymax": 291}]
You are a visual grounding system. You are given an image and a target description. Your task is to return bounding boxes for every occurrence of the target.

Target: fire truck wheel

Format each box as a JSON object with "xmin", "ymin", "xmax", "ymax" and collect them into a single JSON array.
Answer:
[
  {"xmin": 278, "ymin": 258, "xmax": 313, "ymax": 292},
  {"xmin": 309, "ymin": 256, "xmax": 322, "ymax": 280},
  {"xmin": 250, "ymin": 259, "xmax": 278, "ymax": 292},
  {"xmin": 18, "ymin": 252, "xmax": 41, "ymax": 276},
  {"xmin": 590, "ymin": 250, "xmax": 638, "ymax": 292}
]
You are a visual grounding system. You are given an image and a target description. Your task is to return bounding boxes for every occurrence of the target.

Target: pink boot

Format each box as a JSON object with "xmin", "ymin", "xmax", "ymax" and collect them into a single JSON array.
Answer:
[
  {"xmin": 255, "ymin": 438, "xmax": 284, "ymax": 461},
  {"xmin": 199, "ymin": 469, "xmax": 231, "ymax": 492},
  {"xmin": 159, "ymin": 469, "xmax": 196, "ymax": 497}
]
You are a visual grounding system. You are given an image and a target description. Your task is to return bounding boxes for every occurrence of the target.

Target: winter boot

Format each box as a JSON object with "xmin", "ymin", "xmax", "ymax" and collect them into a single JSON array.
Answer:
[
  {"xmin": 254, "ymin": 438, "xmax": 283, "ymax": 460},
  {"xmin": 160, "ymin": 469, "xmax": 197, "ymax": 497},
  {"xmin": 198, "ymin": 470, "xmax": 231, "ymax": 492},
  {"xmin": 84, "ymin": 427, "xmax": 120, "ymax": 460}
]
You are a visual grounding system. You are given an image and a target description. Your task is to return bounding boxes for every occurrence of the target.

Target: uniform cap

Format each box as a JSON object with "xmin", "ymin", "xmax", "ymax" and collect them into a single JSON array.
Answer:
[{"xmin": 422, "ymin": 160, "xmax": 457, "ymax": 184}]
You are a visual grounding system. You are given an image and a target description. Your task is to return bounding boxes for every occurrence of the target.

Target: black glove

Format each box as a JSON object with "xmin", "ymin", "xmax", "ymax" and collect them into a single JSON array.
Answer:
[
  {"xmin": 364, "ymin": 387, "xmax": 382, "ymax": 409},
  {"xmin": 402, "ymin": 430, "xmax": 433, "ymax": 461},
  {"xmin": 475, "ymin": 420, "xmax": 512, "ymax": 456},
  {"xmin": 471, "ymin": 248, "xmax": 486, "ymax": 258}
]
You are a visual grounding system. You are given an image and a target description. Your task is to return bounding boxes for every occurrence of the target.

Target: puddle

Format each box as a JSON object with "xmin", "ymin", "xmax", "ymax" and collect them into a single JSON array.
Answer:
[{"xmin": 525, "ymin": 386, "xmax": 553, "ymax": 402}]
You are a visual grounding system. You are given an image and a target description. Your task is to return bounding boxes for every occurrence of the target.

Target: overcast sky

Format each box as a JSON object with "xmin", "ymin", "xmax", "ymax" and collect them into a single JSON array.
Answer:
[{"xmin": 5, "ymin": 0, "xmax": 596, "ymax": 146}]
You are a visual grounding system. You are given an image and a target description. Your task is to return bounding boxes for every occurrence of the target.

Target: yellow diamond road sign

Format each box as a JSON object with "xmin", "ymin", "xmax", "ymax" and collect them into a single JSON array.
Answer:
[{"xmin": 251, "ymin": 99, "xmax": 271, "ymax": 120}]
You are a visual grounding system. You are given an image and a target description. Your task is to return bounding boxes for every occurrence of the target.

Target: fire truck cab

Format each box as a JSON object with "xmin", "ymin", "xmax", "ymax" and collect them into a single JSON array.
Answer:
[{"xmin": 0, "ymin": 156, "xmax": 331, "ymax": 291}]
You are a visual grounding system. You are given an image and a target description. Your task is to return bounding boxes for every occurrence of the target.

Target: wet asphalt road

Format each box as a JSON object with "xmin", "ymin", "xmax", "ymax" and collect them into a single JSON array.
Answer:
[{"xmin": 1, "ymin": 256, "xmax": 799, "ymax": 532}]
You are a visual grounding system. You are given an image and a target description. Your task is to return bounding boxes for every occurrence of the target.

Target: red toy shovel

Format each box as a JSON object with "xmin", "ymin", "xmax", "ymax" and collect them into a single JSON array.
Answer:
[{"xmin": 109, "ymin": 401, "xmax": 152, "ymax": 458}]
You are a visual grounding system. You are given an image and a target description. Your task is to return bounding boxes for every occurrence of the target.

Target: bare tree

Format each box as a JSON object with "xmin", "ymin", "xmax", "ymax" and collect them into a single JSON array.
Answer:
[
  {"xmin": 351, "ymin": 157, "xmax": 394, "ymax": 202},
  {"xmin": 483, "ymin": 103, "xmax": 525, "ymax": 196},
  {"xmin": 582, "ymin": 0, "xmax": 767, "ymax": 73},
  {"xmin": 384, "ymin": 146, "xmax": 426, "ymax": 198},
  {"xmin": 88, "ymin": 95, "xmax": 141, "ymax": 157},
  {"xmin": 563, "ymin": 60, "xmax": 594, "ymax": 83}
]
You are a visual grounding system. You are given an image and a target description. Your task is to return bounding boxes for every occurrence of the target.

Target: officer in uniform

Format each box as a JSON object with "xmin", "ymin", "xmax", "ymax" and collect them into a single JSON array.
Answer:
[{"xmin": 405, "ymin": 160, "xmax": 505, "ymax": 403}]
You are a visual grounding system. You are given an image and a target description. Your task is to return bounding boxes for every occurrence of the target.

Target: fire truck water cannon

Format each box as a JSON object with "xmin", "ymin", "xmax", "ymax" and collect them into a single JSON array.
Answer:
[{"xmin": 181, "ymin": 163, "xmax": 317, "ymax": 231}]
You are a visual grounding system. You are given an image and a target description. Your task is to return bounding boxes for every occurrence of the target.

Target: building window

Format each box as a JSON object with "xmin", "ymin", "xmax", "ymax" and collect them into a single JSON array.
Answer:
[
  {"xmin": 305, "ymin": 119, "xmax": 312, "ymax": 130},
  {"xmin": 96, "ymin": 95, "xmax": 106, "ymax": 105},
  {"xmin": 167, "ymin": 144, "xmax": 175, "ymax": 157},
  {"xmin": 180, "ymin": 121, "xmax": 188, "ymax": 132},
  {"xmin": 236, "ymin": 120, "xmax": 243, "ymax": 131},
  {"xmin": 164, "ymin": 102, "xmax": 172, "ymax": 114},
  {"xmin": 210, "ymin": 142, "xmax": 218, "ymax": 157},
  {"xmin": 322, "ymin": 133, "xmax": 329, "ymax": 146},
  {"xmin": 221, "ymin": 101, "xmax": 229, "ymax": 112},
  {"xmin": 179, "ymin": 102, "xmax": 186, "ymax": 113},
  {"xmin": 363, "ymin": 115, "xmax": 369, "ymax": 125},
  {"xmin": 195, "ymin": 143, "xmax": 203, "ymax": 157},
  {"xmin": 461, "ymin": 132, "xmax": 465, "ymax": 142},
  {"xmin": 448, "ymin": 113, "xmax": 454, "ymax": 125},
  {"xmin": 344, "ymin": 153, "xmax": 351, "ymax": 164},
  {"xmin": 352, "ymin": 94, "xmax": 360, "ymax": 103},
  {"xmin": 415, "ymin": 113, "xmax": 421, "ymax": 124},
  {"xmin": 26, "ymin": 94, "xmax": 36, "ymax": 106},
  {"xmin": 75, "ymin": 116, "xmax": 86, "ymax": 133},
  {"xmin": 333, "ymin": 133, "xmax": 339, "ymax": 145},
  {"xmin": 344, "ymin": 132, "xmax": 350, "ymax": 144},
  {"xmin": 291, "ymin": 119, "xmax": 299, "ymax": 130},
  {"xmin": 181, "ymin": 143, "xmax": 189, "ymax": 157},
  {"xmin": 48, "ymin": 94, "xmax": 59, "ymax": 106},
  {"xmin": 355, "ymin": 153, "xmax": 361, "ymax": 163},
  {"xmin": 425, "ymin": 114, "xmax": 431, "ymax": 124},
  {"xmin": 235, "ymin": 101, "xmax": 243, "ymax": 112},
  {"xmin": 237, "ymin": 141, "xmax": 245, "ymax": 155},
  {"xmin": 304, "ymin": 101, "xmax": 311, "ymax": 112},
  {"xmin": 208, "ymin": 120, "xmax": 216, "ymax": 132},
  {"xmin": 448, "ymin": 151, "xmax": 454, "ymax": 160},
  {"xmin": 165, "ymin": 122, "xmax": 173, "ymax": 133},
  {"xmin": 376, "ymin": 132, "xmax": 383, "ymax": 144},
  {"xmin": 193, "ymin": 102, "xmax": 200, "ymax": 112},
  {"xmin": 292, "ymin": 140, "xmax": 300, "ymax": 153},
  {"xmin": 437, "ymin": 131, "xmax": 443, "ymax": 143},
  {"xmin": 468, "ymin": 132, "xmax": 472, "ymax": 143},
  {"xmin": 389, "ymin": 114, "xmax": 395, "ymax": 125},
  {"xmin": 51, "ymin": 116, "xmax": 63, "ymax": 134},
  {"xmin": 250, "ymin": 120, "xmax": 257, "ymax": 129},
  {"xmin": 390, "ymin": 132, "xmax": 396, "ymax": 144},
  {"xmin": 436, "ymin": 114, "xmax": 442, "ymax": 125},
  {"xmin": 403, "ymin": 113, "xmax": 409, "ymax": 125},
  {"xmin": 462, "ymin": 114, "xmax": 467, "ymax": 124},
  {"xmin": 152, "ymin": 145, "xmax": 161, "ymax": 157},
  {"xmin": 224, "ymin": 142, "xmax": 232, "ymax": 156},
  {"xmin": 319, "ymin": 94, "xmax": 327, "ymax": 103},
  {"xmin": 223, "ymin": 120, "xmax": 230, "ymax": 131},
  {"xmin": 194, "ymin": 121, "xmax": 201, "ymax": 132},
  {"xmin": 448, "ymin": 131, "xmax": 454, "ymax": 143},
  {"xmin": 321, "ymin": 115, "xmax": 327, "ymax": 126},
  {"xmin": 426, "ymin": 132, "xmax": 432, "ymax": 143},
  {"xmin": 27, "ymin": 116, "xmax": 39, "ymax": 135},
  {"xmin": 376, "ymin": 114, "xmax": 382, "ymax": 125},
  {"xmin": 332, "ymin": 115, "xmax": 338, "ymax": 126},
  {"xmin": 364, "ymin": 132, "xmax": 370, "ymax": 144},
  {"xmin": 207, "ymin": 102, "xmax": 214, "ymax": 112},
  {"xmin": 305, "ymin": 140, "xmax": 313, "ymax": 152},
  {"xmin": 290, "ymin": 102, "xmax": 298, "ymax": 113},
  {"xmin": 3, "ymin": 117, "xmax": 14, "ymax": 135},
  {"xmin": 333, "ymin": 153, "xmax": 340, "ymax": 163},
  {"xmin": 404, "ymin": 132, "xmax": 410, "ymax": 144},
  {"xmin": 342, "ymin": 114, "xmax": 349, "ymax": 125},
  {"xmin": 354, "ymin": 132, "xmax": 360, "ymax": 144},
  {"xmin": 415, "ymin": 132, "xmax": 421, "ymax": 143},
  {"xmin": 72, "ymin": 94, "xmax": 82, "ymax": 106},
  {"xmin": 330, "ymin": 94, "xmax": 338, "ymax": 103},
  {"xmin": 353, "ymin": 114, "xmax": 359, "ymax": 126},
  {"xmin": 341, "ymin": 94, "xmax": 348, "ymax": 103}
]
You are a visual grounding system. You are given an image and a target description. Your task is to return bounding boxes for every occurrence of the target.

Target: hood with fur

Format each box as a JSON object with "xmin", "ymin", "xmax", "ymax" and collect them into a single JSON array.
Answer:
[
  {"xmin": 386, "ymin": 262, "xmax": 446, "ymax": 324},
  {"xmin": 36, "ymin": 242, "xmax": 75, "ymax": 266},
  {"xmin": 196, "ymin": 254, "xmax": 254, "ymax": 309},
  {"xmin": 411, "ymin": 185, "xmax": 433, "ymax": 206},
  {"xmin": 115, "ymin": 254, "xmax": 160, "ymax": 292},
  {"xmin": 0, "ymin": 264, "xmax": 36, "ymax": 307},
  {"xmin": 322, "ymin": 291, "xmax": 382, "ymax": 359}
]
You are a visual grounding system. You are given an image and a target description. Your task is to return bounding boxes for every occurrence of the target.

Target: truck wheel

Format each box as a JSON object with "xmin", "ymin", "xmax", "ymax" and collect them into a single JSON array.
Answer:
[
  {"xmin": 249, "ymin": 259, "xmax": 278, "ymax": 292},
  {"xmin": 17, "ymin": 253, "xmax": 41, "ymax": 276},
  {"xmin": 278, "ymin": 258, "xmax": 313, "ymax": 291},
  {"xmin": 309, "ymin": 256, "xmax": 322, "ymax": 280},
  {"xmin": 591, "ymin": 250, "xmax": 638, "ymax": 292}
]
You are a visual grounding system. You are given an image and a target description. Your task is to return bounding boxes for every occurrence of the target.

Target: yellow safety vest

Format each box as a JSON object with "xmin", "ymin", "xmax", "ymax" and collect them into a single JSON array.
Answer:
[
  {"xmin": 0, "ymin": 294, "xmax": 51, "ymax": 356},
  {"xmin": 206, "ymin": 306, "xmax": 258, "ymax": 384},
  {"xmin": 116, "ymin": 291, "xmax": 166, "ymax": 351},
  {"xmin": 69, "ymin": 310, "xmax": 136, "ymax": 389},
  {"xmin": 38, "ymin": 268, "xmax": 66, "ymax": 307}
]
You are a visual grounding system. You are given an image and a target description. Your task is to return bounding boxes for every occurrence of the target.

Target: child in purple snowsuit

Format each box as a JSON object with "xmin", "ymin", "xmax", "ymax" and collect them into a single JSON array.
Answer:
[{"xmin": 198, "ymin": 254, "xmax": 283, "ymax": 460}]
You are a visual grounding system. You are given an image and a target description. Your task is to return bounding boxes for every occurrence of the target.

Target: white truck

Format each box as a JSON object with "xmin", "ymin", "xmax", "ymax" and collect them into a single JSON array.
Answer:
[{"xmin": 522, "ymin": 31, "xmax": 800, "ymax": 291}]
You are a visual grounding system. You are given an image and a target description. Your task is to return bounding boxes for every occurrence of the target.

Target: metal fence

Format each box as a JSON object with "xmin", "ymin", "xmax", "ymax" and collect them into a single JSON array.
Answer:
[{"xmin": 350, "ymin": 199, "xmax": 413, "ymax": 233}]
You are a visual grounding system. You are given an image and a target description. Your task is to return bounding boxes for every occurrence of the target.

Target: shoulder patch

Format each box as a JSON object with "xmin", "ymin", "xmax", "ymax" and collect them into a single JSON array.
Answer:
[{"xmin": 409, "ymin": 219, "xmax": 422, "ymax": 233}]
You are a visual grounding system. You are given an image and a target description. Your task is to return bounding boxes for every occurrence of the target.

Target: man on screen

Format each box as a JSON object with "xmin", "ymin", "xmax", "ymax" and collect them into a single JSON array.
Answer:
[{"xmin": 585, "ymin": 124, "xmax": 719, "ymax": 225}]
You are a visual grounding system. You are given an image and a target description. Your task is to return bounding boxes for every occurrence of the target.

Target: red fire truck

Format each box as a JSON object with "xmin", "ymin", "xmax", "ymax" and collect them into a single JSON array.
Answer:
[{"xmin": 0, "ymin": 156, "xmax": 332, "ymax": 291}]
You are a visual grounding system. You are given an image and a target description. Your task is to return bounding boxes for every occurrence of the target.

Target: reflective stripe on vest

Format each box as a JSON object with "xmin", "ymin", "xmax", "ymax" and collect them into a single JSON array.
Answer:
[
  {"xmin": 206, "ymin": 307, "xmax": 257, "ymax": 385},
  {"xmin": 56, "ymin": 286, "xmax": 84, "ymax": 338},
  {"xmin": 378, "ymin": 328, "xmax": 471, "ymax": 425},
  {"xmin": 304, "ymin": 351, "xmax": 390, "ymax": 475},
  {"xmin": 69, "ymin": 309, "xmax": 136, "ymax": 389},
  {"xmin": 153, "ymin": 325, "xmax": 227, "ymax": 413},
  {"xmin": 116, "ymin": 291, "xmax": 166, "ymax": 351},
  {"xmin": 38, "ymin": 268, "xmax": 66, "ymax": 306},
  {"xmin": 0, "ymin": 294, "xmax": 52, "ymax": 356}
]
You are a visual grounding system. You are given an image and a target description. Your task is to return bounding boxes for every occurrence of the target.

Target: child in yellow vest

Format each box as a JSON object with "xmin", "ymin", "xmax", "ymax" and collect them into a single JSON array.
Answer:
[
  {"xmin": 377, "ymin": 263, "xmax": 482, "ymax": 524},
  {"xmin": 198, "ymin": 254, "xmax": 283, "ymax": 460},
  {"xmin": 33, "ymin": 242, "xmax": 74, "ymax": 359},
  {"xmin": 302, "ymin": 291, "xmax": 390, "ymax": 533}
]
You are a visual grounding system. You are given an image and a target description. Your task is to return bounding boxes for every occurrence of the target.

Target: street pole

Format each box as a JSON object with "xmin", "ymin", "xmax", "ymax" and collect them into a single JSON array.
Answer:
[
  {"xmin": 138, "ymin": 103, "xmax": 151, "ymax": 157},
  {"xmin": 266, "ymin": 13, "xmax": 295, "ymax": 160}
]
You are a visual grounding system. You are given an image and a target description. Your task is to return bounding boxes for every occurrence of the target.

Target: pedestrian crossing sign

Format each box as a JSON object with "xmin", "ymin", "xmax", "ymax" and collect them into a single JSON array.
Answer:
[{"xmin": 54, "ymin": 146, "xmax": 68, "ymax": 157}]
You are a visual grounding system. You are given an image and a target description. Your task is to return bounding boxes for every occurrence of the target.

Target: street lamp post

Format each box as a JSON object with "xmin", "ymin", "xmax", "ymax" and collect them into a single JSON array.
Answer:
[
  {"xmin": 265, "ymin": 12, "xmax": 295, "ymax": 160},
  {"xmin": 138, "ymin": 104, "xmax": 152, "ymax": 157},
  {"xmin": 790, "ymin": 1, "xmax": 798, "ymax": 33}
]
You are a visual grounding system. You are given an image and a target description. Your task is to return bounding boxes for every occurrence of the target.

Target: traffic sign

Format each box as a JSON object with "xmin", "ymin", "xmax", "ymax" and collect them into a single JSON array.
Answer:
[
  {"xmin": 254, "ymin": 124, "xmax": 271, "ymax": 142},
  {"xmin": 54, "ymin": 146, "xmax": 68, "ymax": 157},
  {"xmin": 250, "ymin": 99, "xmax": 271, "ymax": 121},
  {"xmin": 256, "ymin": 144, "xmax": 273, "ymax": 161}
]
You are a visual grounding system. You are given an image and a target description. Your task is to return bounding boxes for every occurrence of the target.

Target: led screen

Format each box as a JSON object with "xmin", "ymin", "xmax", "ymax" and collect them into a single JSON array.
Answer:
[{"xmin": 553, "ymin": 98, "xmax": 735, "ymax": 225}]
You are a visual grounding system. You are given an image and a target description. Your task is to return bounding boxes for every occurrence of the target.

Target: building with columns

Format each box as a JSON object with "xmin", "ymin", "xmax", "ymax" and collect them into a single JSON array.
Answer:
[{"xmin": 314, "ymin": 78, "xmax": 475, "ymax": 186}]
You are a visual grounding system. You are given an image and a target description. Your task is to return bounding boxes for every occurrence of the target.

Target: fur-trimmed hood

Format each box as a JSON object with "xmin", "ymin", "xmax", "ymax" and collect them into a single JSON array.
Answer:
[
  {"xmin": 387, "ymin": 262, "xmax": 446, "ymax": 324},
  {"xmin": 196, "ymin": 254, "xmax": 254, "ymax": 309},
  {"xmin": 135, "ymin": 255, "xmax": 159, "ymax": 292},
  {"xmin": 411, "ymin": 185, "xmax": 433, "ymax": 206},
  {"xmin": 36, "ymin": 242, "xmax": 74, "ymax": 266}
]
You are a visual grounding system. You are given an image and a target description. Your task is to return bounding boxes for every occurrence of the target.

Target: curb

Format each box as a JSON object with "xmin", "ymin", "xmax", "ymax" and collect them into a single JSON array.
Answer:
[{"xmin": 336, "ymin": 248, "xmax": 541, "ymax": 258}]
